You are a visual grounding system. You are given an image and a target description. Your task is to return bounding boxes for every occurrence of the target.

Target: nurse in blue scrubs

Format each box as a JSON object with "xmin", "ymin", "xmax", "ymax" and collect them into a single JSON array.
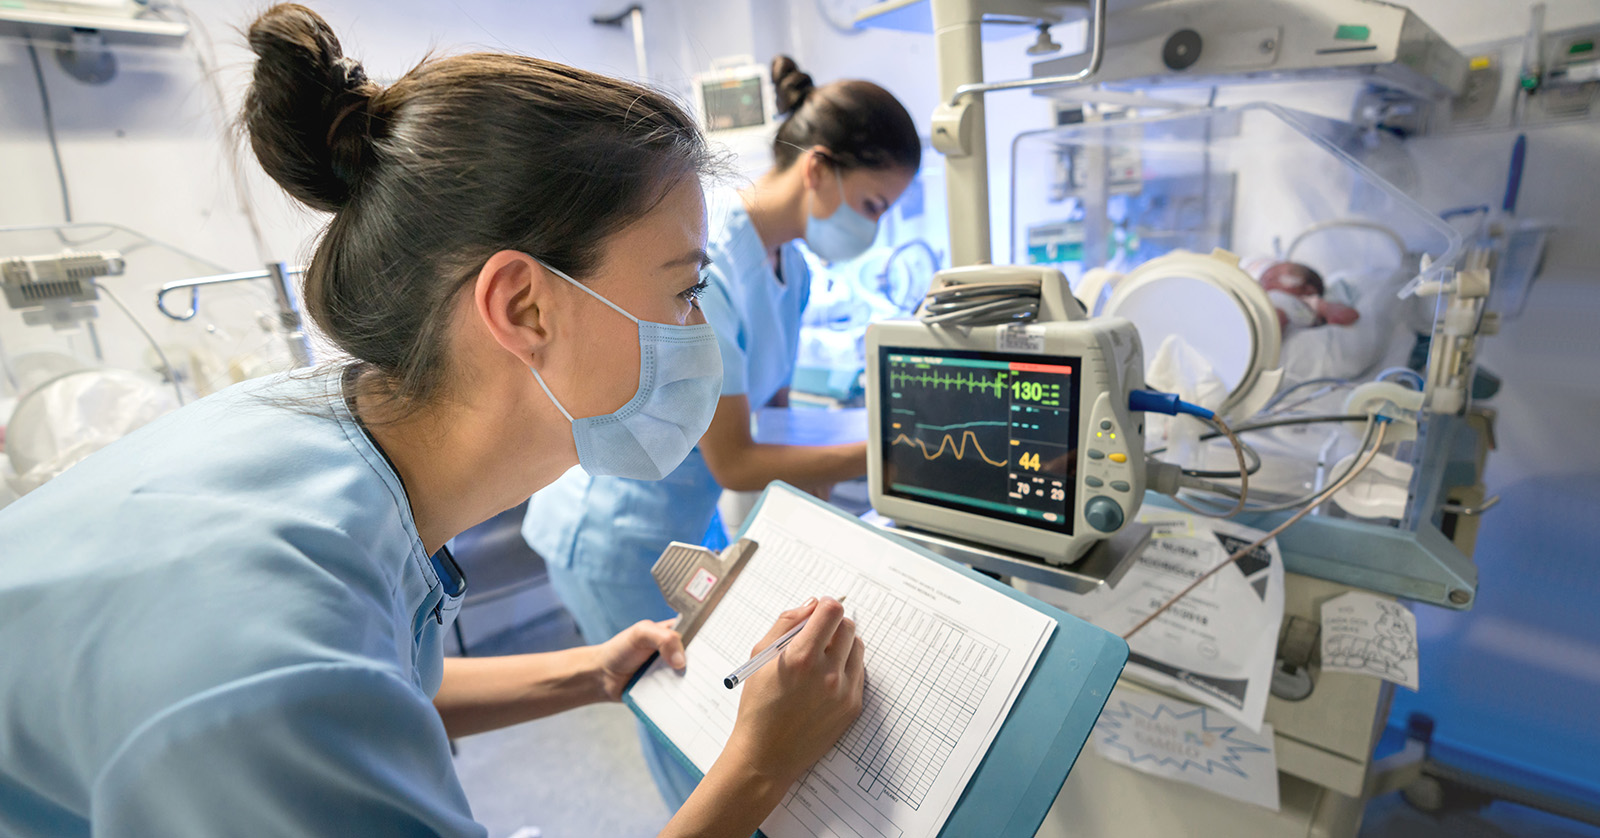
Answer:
[
  {"xmin": 0, "ymin": 7, "xmax": 864, "ymax": 837},
  {"xmin": 522, "ymin": 56, "xmax": 920, "ymax": 807}
]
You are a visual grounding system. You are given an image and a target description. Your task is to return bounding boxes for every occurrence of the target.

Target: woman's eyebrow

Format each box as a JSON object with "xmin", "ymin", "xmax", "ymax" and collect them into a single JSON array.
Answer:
[{"xmin": 661, "ymin": 248, "xmax": 711, "ymax": 270}]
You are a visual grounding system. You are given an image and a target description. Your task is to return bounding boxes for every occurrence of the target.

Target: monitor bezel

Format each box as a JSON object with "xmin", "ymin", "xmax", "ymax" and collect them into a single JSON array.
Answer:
[
  {"xmin": 867, "ymin": 321, "xmax": 1112, "ymax": 564},
  {"xmin": 877, "ymin": 345, "xmax": 1083, "ymax": 538}
]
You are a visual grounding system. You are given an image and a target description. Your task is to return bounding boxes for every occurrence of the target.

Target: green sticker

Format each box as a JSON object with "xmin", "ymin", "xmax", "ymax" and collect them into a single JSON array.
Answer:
[
  {"xmin": 1335, "ymin": 24, "xmax": 1371, "ymax": 41},
  {"xmin": 1570, "ymin": 40, "xmax": 1595, "ymax": 56}
]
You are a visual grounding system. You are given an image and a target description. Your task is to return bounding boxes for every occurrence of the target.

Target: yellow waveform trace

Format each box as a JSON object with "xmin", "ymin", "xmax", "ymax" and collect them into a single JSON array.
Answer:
[{"xmin": 891, "ymin": 431, "xmax": 1008, "ymax": 467}]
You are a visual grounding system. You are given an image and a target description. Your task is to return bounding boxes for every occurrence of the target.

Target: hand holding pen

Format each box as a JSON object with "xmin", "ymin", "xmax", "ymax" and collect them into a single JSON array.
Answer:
[
  {"xmin": 725, "ymin": 595, "xmax": 849, "ymax": 688},
  {"xmin": 715, "ymin": 597, "xmax": 865, "ymax": 791}
]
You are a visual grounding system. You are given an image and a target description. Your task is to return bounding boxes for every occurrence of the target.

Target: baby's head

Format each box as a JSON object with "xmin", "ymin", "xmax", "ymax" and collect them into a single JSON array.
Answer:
[
  {"xmin": 1259, "ymin": 262, "xmax": 1327, "ymax": 299},
  {"xmin": 1258, "ymin": 261, "xmax": 1359, "ymax": 329}
]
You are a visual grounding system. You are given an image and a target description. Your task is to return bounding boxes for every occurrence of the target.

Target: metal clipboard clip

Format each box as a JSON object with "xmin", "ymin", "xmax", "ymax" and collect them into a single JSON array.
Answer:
[{"xmin": 651, "ymin": 538, "xmax": 759, "ymax": 646}]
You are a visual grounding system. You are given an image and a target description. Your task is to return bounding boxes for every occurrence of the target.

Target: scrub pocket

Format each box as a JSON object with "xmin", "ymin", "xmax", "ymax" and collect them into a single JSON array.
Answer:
[{"xmin": 412, "ymin": 549, "xmax": 467, "ymax": 695}]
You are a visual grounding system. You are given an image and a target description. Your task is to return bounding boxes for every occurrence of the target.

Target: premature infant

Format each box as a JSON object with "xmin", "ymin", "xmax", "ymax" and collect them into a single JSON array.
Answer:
[{"xmin": 1259, "ymin": 261, "xmax": 1360, "ymax": 332}]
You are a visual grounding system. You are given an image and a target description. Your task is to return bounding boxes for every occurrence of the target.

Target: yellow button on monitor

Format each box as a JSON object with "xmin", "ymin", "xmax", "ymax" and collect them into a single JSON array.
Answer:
[{"xmin": 1109, "ymin": 452, "xmax": 1127, "ymax": 463}]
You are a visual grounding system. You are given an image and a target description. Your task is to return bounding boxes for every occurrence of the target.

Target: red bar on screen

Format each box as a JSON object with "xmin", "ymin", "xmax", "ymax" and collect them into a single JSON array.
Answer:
[{"xmin": 1009, "ymin": 362, "xmax": 1073, "ymax": 374}]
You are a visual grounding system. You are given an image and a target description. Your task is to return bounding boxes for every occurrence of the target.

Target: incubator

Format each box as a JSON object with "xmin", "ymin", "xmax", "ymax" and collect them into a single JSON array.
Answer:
[
  {"xmin": 0, "ymin": 222, "xmax": 298, "ymax": 506},
  {"xmin": 1009, "ymin": 103, "xmax": 1491, "ymax": 610}
]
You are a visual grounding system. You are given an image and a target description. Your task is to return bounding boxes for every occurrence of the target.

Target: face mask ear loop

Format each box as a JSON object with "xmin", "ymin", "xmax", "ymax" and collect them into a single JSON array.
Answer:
[
  {"xmin": 528, "ymin": 257, "xmax": 635, "ymax": 423},
  {"xmin": 537, "ymin": 258, "xmax": 640, "ymax": 325},
  {"xmin": 810, "ymin": 149, "xmax": 842, "ymax": 217},
  {"xmin": 831, "ymin": 166, "xmax": 850, "ymax": 219},
  {"xmin": 530, "ymin": 366, "xmax": 576, "ymax": 423}
]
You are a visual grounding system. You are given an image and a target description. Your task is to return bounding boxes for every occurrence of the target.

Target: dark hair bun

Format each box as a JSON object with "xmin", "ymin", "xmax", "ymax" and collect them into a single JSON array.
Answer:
[
  {"xmin": 771, "ymin": 55, "xmax": 814, "ymax": 117},
  {"xmin": 244, "ymin": 3, "xmax": 379, "ymax": 213}
]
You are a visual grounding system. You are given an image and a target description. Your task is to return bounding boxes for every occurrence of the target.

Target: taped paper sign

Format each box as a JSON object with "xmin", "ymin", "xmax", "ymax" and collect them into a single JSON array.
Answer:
[
  {"xmin": 1320, "ymin": 591, "xmax": 1419, "ymax": 689},
  {"xmin": 1043, "ymin": 510, "xmax": 1284, "ymax": 731},
  {"xmin": 1092, "ymin": 686, "xmax": 1280, "ymax": 810}
]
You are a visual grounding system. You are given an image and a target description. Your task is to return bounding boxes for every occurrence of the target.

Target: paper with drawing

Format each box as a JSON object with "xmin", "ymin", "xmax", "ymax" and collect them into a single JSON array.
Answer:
[{"xmin": 1320, "ymin": 591, "xmax": 1419, "ymax": 689}]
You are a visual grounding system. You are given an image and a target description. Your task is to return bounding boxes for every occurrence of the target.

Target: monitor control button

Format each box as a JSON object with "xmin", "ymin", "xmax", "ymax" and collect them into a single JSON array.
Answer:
[
  {"xmin": 1100, "ymin": 420, "xmax": 1113, "ymax": 430},
  {"xmin": 1087, "ymin": 449, "xmax": 1106, "ymax": 460},
  {"xmin": 1110, "ymin": 480, "xmax": 1131, "ymax": 492},
  {"xmin": 1085, "ymin": 497, "xmax": 1125, "ymax": 532},
  {"xmin": 1085, "ymin": 476, "xmax": 1104, "ymax": 488}
]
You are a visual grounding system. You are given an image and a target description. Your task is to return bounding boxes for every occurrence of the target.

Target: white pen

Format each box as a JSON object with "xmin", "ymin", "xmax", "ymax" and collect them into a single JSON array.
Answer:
[{"xmin": 723, "ymin": 595, "xmax": 848, "ymax": 689}]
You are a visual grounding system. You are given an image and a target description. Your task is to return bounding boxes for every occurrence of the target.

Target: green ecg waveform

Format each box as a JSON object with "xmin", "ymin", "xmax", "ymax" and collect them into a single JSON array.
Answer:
[
  {"xmin": 889, "ymin": 367, "xmax": 1010, "ymax": 398},
  {"xmin": 915, "ymin": 421, "xmax": 1010, "ymax": 431}
]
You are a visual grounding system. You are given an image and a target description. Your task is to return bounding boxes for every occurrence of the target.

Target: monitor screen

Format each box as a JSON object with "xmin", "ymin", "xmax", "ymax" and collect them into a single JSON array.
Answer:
[
  {"xmin": 879, "ymin": 347, "xmax": 1081, "ymax": 535},
  {"xmin": 701, "ymin": 76, "xmax": 765, "ymax": 131}
]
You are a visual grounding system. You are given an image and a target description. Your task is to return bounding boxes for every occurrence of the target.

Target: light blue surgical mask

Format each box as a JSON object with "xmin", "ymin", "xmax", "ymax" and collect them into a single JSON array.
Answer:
[
  {"xmin": 805, "ymin": 168, "xmax": 878, "ymax": 264},
  {"xmin": 530, "ymin": 260, "xmax": 723, "ymax": 481}
]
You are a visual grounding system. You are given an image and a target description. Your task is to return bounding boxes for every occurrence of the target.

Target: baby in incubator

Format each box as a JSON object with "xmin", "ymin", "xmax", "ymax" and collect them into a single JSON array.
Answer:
[{"xmin": 1258, "ymin": 261, "xmax": 1361, "ymax": 333}]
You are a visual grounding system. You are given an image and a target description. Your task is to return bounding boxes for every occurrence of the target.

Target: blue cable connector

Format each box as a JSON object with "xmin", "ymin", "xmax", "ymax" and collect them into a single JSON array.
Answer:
[{"xmin": 1129, "ymin": 389, "xmax": 1215, "ymax": 420}]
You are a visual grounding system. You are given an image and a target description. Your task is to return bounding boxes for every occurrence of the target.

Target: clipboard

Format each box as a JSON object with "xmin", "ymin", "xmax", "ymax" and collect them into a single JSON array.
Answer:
[{"xmin": 624, "ymin": 482, "xmax": 1129, "ymax": 838}]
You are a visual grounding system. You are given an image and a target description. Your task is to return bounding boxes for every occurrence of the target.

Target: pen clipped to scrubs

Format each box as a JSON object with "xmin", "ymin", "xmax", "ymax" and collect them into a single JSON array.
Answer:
[{"xmin": 725, "ymin": 596, "xmax": 848, "ymax": 689}]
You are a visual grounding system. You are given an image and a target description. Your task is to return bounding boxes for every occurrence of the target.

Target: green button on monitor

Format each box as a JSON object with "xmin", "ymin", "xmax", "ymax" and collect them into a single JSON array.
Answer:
[{"xmin": 1335, "ymin": 24, "xmax": 1371, "ymax": 41}]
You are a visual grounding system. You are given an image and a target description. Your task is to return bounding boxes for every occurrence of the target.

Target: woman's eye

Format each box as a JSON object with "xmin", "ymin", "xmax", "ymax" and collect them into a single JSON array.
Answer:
[{"xmin": 680, "ymin": 278, "xmax": 710, "ymax": 306}]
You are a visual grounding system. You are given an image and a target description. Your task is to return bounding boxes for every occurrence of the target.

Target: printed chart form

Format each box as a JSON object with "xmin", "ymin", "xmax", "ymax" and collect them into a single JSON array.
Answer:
[{"xmin": 628, "ymin": 487, "xmax": 1055, "ymax": 838}]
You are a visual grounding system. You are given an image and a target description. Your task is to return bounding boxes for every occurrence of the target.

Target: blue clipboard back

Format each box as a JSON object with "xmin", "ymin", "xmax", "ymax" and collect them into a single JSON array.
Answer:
[{"xmin": 623, "ymin": 482, "xmax": 1128, "ymax": 837}]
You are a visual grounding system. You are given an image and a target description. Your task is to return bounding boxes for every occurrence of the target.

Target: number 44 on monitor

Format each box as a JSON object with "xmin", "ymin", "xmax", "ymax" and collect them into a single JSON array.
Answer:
[{"xmin": 867, "ymin": 264, "xmax": 1146, "ymax": 566}]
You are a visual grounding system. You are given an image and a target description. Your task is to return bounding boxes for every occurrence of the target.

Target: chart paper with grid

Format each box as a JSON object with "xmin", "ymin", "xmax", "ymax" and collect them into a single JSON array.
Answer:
[{"xmin": 627, "ymin": 485, "xmax": 1055, "ymax": 838}]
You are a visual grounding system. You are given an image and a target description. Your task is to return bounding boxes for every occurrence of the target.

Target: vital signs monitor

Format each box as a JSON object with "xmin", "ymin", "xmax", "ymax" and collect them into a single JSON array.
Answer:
[{"xmin": 866, "ymin": 265, "xmax": 1146, "ymax": 565}]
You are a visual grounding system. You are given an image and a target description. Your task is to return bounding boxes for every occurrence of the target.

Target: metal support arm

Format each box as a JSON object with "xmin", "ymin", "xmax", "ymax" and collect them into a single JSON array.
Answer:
[
  {"xmin": 156, "ymin": 262, "xmax": 312, "ymax": 368},
  {"xmin": 947, "ymin": 0, "xmax": 1106, "ymax": 106}
]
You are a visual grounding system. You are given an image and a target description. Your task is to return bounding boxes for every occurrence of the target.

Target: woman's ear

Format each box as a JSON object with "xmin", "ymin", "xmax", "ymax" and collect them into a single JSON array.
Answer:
[
  {"xmin": 802, "ymin": 145, "xmax": 831, "ymax": 191},
  {"xmin": 473, "ymin": 250, "xmax": 554, "ymax": 365}
]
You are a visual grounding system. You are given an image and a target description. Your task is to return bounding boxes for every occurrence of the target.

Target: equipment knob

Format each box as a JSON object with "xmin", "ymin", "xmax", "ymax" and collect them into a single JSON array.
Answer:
[
  {"xmin": 1085, "ymin": 497, "xmax": 1125, "ymax": 532},
  {"xmin": 1163, "ymin": 29, "xmax": 1203, "ymax": 70}
]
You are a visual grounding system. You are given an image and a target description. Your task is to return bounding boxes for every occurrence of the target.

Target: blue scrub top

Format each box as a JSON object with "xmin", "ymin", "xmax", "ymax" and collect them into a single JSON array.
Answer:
[
  {"xmin": 523, "ymin": 189, "xmax": 810, "ymax": 585},
  {"xmin": 0, "ymin": 371, "xmax": 480, "ymax": 837},
  {"xmin": 699, "ymin": 188, "xmax": 813, "ymax": 409}
]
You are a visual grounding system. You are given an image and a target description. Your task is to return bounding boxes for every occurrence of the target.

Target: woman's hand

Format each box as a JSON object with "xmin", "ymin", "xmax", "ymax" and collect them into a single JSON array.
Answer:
[
  {"xmin": 722, "ymin": 597, "xmax": 866, "ymax": 784},
  {"xmin": 592, "ymin": 619, "xmax": 687, "ymax": 702},
  {"xmin": 660, "ymin": 599, "xmax": 866, "ymax": 837}
]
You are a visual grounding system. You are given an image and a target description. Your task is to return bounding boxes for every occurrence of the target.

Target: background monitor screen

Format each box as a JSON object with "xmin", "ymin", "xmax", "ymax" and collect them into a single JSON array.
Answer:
[
  {"xmin": 879, "ymin": 347, "xmax": 1081, "ymax": 535},
  {"xmin": 701, "ymin": 76, "xmax": 766, "ymax": 131}
]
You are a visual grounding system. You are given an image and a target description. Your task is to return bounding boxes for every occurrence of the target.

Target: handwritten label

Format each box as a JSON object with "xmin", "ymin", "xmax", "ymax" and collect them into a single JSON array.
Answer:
[{"xmin": 1092, "ymin": 687, "xmax": 1280, "ymax": 810}]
